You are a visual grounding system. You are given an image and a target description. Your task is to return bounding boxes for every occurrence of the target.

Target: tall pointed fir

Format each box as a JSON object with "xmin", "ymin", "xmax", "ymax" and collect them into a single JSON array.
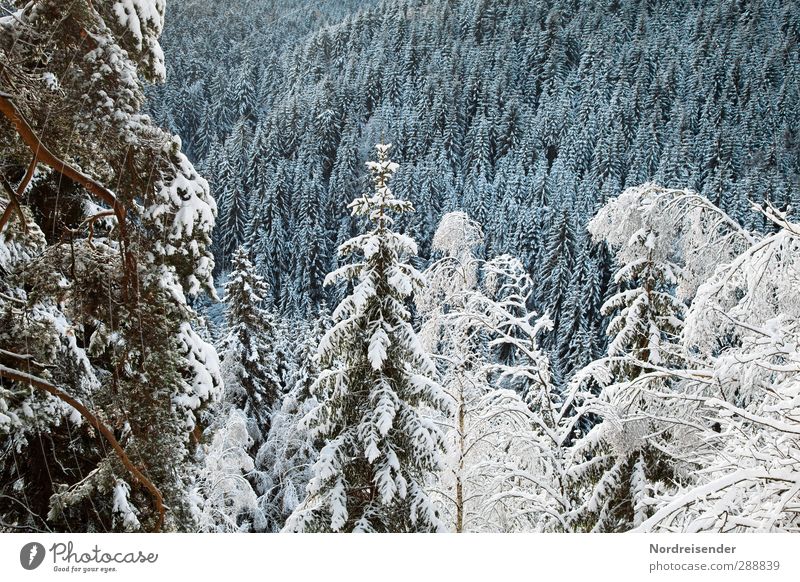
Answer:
[
  {"xmin": 588, "ymin": 185, "xmax": 689, "ymax": 380},
  {"xmin": 284, "ymin": 144, "xmax": 448, "ymax": 533},
  {"xmin": 197, "ymin": 246, "xmax": 285, "ymax": 532},
  {"xmin": 218, "ymin": 247, "xmax": 283, "ymax": 446},
  {"xmin": 566, "ymin": 185, "xmax": 688, "ymax": 531}
]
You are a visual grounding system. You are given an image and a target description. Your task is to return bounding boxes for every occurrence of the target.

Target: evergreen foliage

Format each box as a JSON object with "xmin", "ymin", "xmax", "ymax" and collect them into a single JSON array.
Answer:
[
  {"xmin": 284, "ymin": 144, "xmax": 447, "ymax": 532},
  {"xmin": 0, "ymin": 0, "xmax": 219, "ymax": 532},
  {"xmin": 149, "ymin": 0, "xmax": 800, "ymax": 380}
]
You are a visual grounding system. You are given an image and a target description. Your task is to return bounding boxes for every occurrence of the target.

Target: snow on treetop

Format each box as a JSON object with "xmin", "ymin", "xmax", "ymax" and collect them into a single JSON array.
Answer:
[{"xmin": 432, "ymin": 211, "xmax": 484, "ymax": 261}]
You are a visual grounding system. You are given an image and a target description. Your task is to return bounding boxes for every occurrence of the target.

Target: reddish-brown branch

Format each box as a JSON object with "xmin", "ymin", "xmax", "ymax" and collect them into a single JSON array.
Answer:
[
  {"xmin": 0, "ymin": 92, "xmax": 125, "ymax": 223},
  {"xmin": 0, "ymin": 364, "xmax": 166, "ymax": 532},
  {"xmin": 16, "ymin": 155, "xmax": 37, "ymax": 199},
  {"xmin": 0, "ymin": 177, "xmax": 28, "ymax": 233},
  {"xmin": 0, "ymin": 91, "xmax": 135, "ymax": 284},
  {"xmin": 66, "ymin": 209, "xmax": 116, "ymax": 247}
]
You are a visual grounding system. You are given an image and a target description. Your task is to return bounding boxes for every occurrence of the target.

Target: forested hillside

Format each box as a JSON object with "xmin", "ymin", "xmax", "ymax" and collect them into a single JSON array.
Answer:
[
  {"xmin": 149, "ymin": 0, "xmax": 800, "ymax": 381},
  {"xmin": 2, "ymin": 0, "xmax": 799, "ymax": 535}
]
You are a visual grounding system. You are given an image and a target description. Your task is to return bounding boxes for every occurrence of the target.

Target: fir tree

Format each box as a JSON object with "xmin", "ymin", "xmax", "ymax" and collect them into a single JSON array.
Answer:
[
  {"xmin": 219, "ymin": 247, "xmax": 283, "ymax": 444},
  {"xmin": 284, "ymin": 144, "xmax": 447, "ymax": 532},
  {"xmin": 567, "ymin": 184, "xmax": 693, "ymax": 532}
]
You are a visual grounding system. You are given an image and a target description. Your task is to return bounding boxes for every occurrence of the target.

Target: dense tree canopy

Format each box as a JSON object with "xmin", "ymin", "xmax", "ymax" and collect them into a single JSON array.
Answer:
[
  {"xmin": 0, "ymin": 0, "xmax": 219, "ymax": 532},
  {"xmin": 150, "ymin": 0, "xmax": 800, "ymax": 381},
  {"xmin": 2, "ymin": 0, "xmax": 798, "ymax": 535}
]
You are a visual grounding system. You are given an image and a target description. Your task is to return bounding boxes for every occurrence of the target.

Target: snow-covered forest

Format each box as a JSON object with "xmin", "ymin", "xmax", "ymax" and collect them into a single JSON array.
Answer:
[{"xmin": 1, "ymin": 0, "xmax": 799, "ymax": 533}]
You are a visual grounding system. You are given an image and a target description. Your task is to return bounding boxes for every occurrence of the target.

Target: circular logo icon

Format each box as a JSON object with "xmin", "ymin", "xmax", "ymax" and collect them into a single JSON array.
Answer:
[{"xmin": 20, "ymin": 542, "xmax": 46, "ymax": 570}]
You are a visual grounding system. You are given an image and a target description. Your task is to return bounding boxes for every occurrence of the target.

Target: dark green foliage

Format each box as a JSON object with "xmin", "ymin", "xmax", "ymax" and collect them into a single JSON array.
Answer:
[{"xmin": 149, "ymin": 0, "xmax": 800, "ymax": 383}]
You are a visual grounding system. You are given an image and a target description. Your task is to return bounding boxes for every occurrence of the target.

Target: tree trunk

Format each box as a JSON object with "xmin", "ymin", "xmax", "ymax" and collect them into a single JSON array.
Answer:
[{"xmin": 455, "ymin": 387, "xmax": 465, "ymax": 533}]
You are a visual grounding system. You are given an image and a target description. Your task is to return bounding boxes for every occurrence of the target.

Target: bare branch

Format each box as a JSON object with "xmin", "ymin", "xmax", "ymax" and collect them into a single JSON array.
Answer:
[
  {"xmin": 0, "ymin": 91, "xmax": 135, "ymax": 284},
  {"xmin": 0, "ymin": 364, "xmax": 165, "ymax": 532}
]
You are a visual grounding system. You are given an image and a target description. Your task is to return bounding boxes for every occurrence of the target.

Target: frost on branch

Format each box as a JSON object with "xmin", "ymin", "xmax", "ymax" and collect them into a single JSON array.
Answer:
[
  {"xmin": 588, "ymin": 183, "xmax": 753, "ymax": 301},
  {"xmin": 420, "ymin": 213, "xmax": 571, "ymax": 532},
  {"xmin": 581, "ymin": 187, "xmax": 800, "ymax": 532},
  {"xmin": 638, "ymin": 203, "xmax": 800, "ymax": 532},
  {"xmin": 190, "ymin": 408, "xmax": 263, "ymax": 532}
]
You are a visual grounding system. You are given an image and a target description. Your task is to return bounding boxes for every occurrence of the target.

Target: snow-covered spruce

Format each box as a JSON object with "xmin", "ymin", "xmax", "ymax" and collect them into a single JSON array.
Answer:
[
  {"xmin": 284, "ymin": 144, "xmax": 448, "ymax": 533},
  {"xmin": 563, "ymin": 184, "xmax": 694, "ymax": 532},
  {"xmin": 185, "ymin": 247, "xmax": 292, "ymax": 533},
  {"xmin": 576, "ymin": 185, "xmax": 800, "ymax": 532},
  {"xmin": 218, "ymin": 247, "xmax": 284, "ymax": 443},
  {"xmin": 636, "ymin": 202, "xmax": 800, "ymax": 532}
]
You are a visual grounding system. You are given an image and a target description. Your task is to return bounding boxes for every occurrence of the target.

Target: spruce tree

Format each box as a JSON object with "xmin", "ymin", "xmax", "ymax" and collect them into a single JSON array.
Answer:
[
  {"xmin": 567, "ymin": 185, "xmax": 689, "ymax": 531},
  {"xmin": 284, "ymin": 144, "xmax": 447, "ymax": 532},
  {"xmin": 219, "ymin": 247, "xmax": 283, "ymax": 444}
]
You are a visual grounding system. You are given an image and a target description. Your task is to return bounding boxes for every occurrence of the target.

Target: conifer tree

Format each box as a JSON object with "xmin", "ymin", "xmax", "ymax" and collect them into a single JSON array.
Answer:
[
  {"xmin": 567, "ymin": 184, "xmax": 690, "ymax": 531},
  {"xmin": 219, "ymin": 247, "xmax": 283, "ymax": 444},
  {"xmin": 284, "ymin": 144, "xmax": 447, "ymax": 533},
  {"xmin": 0, "ymin": 0, "xmax": 220, "ymax": 532}
]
